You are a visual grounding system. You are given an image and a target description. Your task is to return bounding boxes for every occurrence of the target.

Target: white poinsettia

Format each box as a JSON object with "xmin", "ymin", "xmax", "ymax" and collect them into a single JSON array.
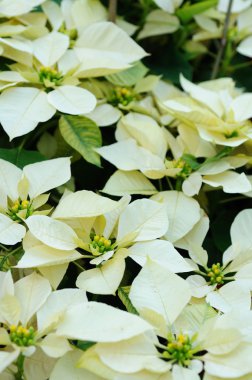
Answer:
[
  {"xmin": 75, "ymin": 197, "xmax": 169, "ymax": 294},
  {"xmin": 0, "ymin": 32, "xmax": 97, "ymax": 139},
  {"xmin": 0, "ymin": 271, "xmax": 87, "ymax": 377},
  {"xmin": 25, "ymin": 195, "xmax": 169, "ymax": 294},
  {"xmin": 164, "ymin": 74, "xmax": 252, "ymax": 147},
  {"xmin": 186, "ymin": 209, "xmax": 252, "ymax": 312},
  {"xmin": 128, "ymin": 264, "xmax": 252, "ymax": 380},
  {"xmin": 164, "ymin": 127, "xmax": 251, "ymax": 196},
  {"xmin": 15, "ymin": 190, "xmax": 123, "ymax": 284},
  {"xmin": 0, "ymin": 157, "xmax": 71, "ymax": 246}
]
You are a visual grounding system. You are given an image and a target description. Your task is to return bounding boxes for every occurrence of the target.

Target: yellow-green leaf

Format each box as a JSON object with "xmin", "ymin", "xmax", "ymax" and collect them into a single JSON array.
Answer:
[{"xmin": 59, "ymin": 115, "xmax": 102, "ymax": 167}]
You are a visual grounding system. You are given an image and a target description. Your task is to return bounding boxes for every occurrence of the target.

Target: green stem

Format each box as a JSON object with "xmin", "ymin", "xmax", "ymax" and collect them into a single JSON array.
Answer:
[
  {"xmin": 175, "ymin": 177, "xmax": 183, "ymax": 191},
  {"xmin": 228, "ymin": 60, "xmax": 252, "ymax": 72},
  {"xmin": 219, "ymin": 195, "xmax": 247, "ymax": 204},
  {"xmin": 158, "ymin": 179, "xmax": 163, "ymax": 191},
  {"xmin": 15, "ymin": 354, "xmax": 25, "ymax": 380},
  {"xmin": 165, "ymin": 176, "xmax": 174, "ymax": 190},
  {"xmin": 0, "ymin": 245, "xmax": 23, "ymax": 271},
  {"xmin": 0, "ymin": 243, "xmax": 11, "ymax": 251},
  {"xmin": 73, "ymin": 261, "xmax": 85, "ymax": 271}
]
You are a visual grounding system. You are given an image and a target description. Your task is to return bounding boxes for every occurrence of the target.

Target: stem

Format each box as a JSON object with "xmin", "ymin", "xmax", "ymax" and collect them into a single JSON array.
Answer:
[
  {"xmin": 228, "ymin": 60, "xmax": 252, "ymax": 72},
  {"xmin": 211, "ymin": 0, "xmax": 233, "ymax": 79},
  {"xmin": 175, "ymin": 177, "xmax": 183, "ymax": 191},
  {"xmin": 0, "ymin": 243, "xmax": 11, "ymax": 251},
  {"xmin": 15, "ymin": 354, "xmax": 25, "ymax": 380},
  {"xmin": 158, "ymin": 179, "xmax": 163, "ymax": 191},
  {"xmin": 219, "ymin": 195, "xmax": 247, "ymax": 204},
  {"xmin": 73, "ymin": 261, "xmax": 85, "ymax": 271},
  {"xmin": 108, "ymin": 0, "xmax": 117, "ymax": 23},
  {"xmin": 165, "ymin": 176, "xmax": 174, "ymax": 190},
  {"xmin": 0, "ymin": 246, "xmax": 23, "ymax": 271}
]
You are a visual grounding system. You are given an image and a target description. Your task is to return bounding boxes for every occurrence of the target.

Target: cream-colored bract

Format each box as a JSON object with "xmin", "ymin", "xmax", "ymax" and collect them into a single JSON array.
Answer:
[{"xmin": 0, "ymin": 157, "xmax": 71, "ymax": 245}]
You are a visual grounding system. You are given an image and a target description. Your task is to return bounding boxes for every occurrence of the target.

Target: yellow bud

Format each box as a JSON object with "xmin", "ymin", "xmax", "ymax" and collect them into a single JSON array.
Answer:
[
  {"xmin": 214, "ymin": 268, "xmax": 220, "ymax": 274},
  {"xmin": 121, "ymin": 88, "xmax": 129, "ymax": 95},
  {"xmin": 100, "ymin": 237, "xmax": 105, "ymax": 243},
  {"xmin": 17, "ymin": 326, "xmax": 23, "ymax": 335},
  {"xmin": 21, "ymin": 200, "xmax": 29, "ymax": 208},
  {"xmin": 104, "ymin": 239, "xmax": 111, "ymax": 247},
  {"xmin": 178, "ymin": 334, "xmax": 186, "ymax": 343},
  {"xmin": 216, "ymin": 276, "xmax": 223, "ymax": 283},
  {"xmin": 9, "ymin": 325, "xmax": 16, "ymax": 333},
  {"xmin": 94, "ymin": 235, "xmax": 100, "ymax": 242},
  {"xmin": 23, "ymin": 329, "xmax": 31, "ymax": 337}
]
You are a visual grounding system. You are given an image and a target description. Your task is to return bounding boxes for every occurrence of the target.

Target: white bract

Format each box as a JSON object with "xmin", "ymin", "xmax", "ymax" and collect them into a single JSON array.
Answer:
[
  {"xmin": 0, "ymin": 32, "xmax": 97, "ymax": 140},
  {"xmin": 75, "ymin": 197, "xmax": 169, "ymax": 294},
  {"xmin": 24, "ymin": 195, "xmax": 169, "ymax": 294},
  {"xmin": 164, "ymin": 74, "xmax": 252, "ymax": 147},
  {"xmin": 42, "ymin": 0, "xmax": 137, "ymax": 36},
  {"xmin": 0, "ymin": 271, "xmax": 87, "ymax": 377},
  {"xmin": 0, "ymin": 157, "xmax": 71, "ymax": 246},
  {"xmin": 0, "ymin": 11, "xmax": 147, "ymax": 139},
  {"xmin": 186, "ymin": 210, "xmax": 252, "ymax": 312},
  {"xmin": 0, "ymin": 0, "xmax": 46, "ymax": 17},
  {"xmin": 164, "ymin": 128, "xmax": 251, "ymax": 196},
  {"xmin": 128, "ymin": 263, "xmax": 252, "ymax": 380},
  {"xmin": 96, "ymin": 112, "xmax": 170, "ymax": 180}
]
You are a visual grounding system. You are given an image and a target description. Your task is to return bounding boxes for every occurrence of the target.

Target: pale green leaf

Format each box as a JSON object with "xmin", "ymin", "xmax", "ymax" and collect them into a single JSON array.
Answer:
[
  {"xmin": 106, "ymin": 62, "xmax": 148, "ymax": 87},
  {"xmin": 59, "ymin": 115, "xmax": 102, "ymax": 167},
  {"xmin": 102, "ymin": 170, "xmax": 157, "ymax": 196}
]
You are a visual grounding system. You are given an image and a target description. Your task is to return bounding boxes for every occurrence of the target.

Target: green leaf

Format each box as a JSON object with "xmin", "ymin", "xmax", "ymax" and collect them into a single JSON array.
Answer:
[
  {"xmin": 77, "ymin": 340, "xmax": 96, "ymax": 351},
  {"xmin": 106, "ymin": 62, "xmax": 148, "ymax": 87},
  {"xmin": 176, "ymin": 0, "xmax": 218, "ymax": 23},
  {"xmin": 118, "ymin": 286, "xmax": 139, "ymax": 315},
  {"xmin": 0, "ymin": 148, "xmax": 45, "ymax": 169},
  {"xmin": 59, "ymin": 115, "xmax": 102, "ymax": 167}
]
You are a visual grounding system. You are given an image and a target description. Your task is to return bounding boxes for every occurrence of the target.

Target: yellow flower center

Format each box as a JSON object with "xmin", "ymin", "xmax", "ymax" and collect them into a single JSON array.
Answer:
[
  {"xmin": 162, "ymin": 333, "xmax": 200, "ymax": 367},
  {"xmin": 206, "ymin": 263, "xmax": 225, "ymax": 285},
  {"xmin": 9, "ymin": 325, "xmax": 36, "ymax": 347},
  {"xmin": 173, "ymin": 158, "xmax": 193, "ymax": 179},
  {"xmin": 89, "ymin": 233, "xmax": 114, "ymax": 256},
  {"xmin": 39, "ymin": 66, "xmax": 63, "ymax": 87},
  {"xmin": 7, "ymin": 198, "xmax": 33, "ymax": 221},
  {"xmin": 109, "ymin": 87, "xmax": 137, "ymax": 106}
]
